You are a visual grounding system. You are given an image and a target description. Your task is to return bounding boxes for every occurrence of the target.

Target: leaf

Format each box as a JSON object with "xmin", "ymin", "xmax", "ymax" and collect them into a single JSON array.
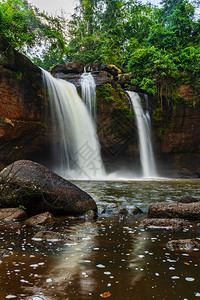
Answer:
[{"xmin": 100, "ymin": 292, "xmax": 111, "ymax": 298}]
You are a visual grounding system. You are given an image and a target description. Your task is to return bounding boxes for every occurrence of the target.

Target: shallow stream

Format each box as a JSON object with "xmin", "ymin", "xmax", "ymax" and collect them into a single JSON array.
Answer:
[{"xmin": 0, "ymin": 179, "xmax": 200, "ymax": 299}]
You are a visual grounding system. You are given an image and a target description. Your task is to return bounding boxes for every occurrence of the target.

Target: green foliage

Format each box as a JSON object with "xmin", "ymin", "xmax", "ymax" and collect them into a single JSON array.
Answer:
[
  {"xmin": 1, "ymin": 0, "xmax": 199, "ymax": 104},
  {"xmin": 0, "ymin": 0, "xmax": 67, "ymax": 66},
  {"xmin": 16, "ymin": 71, "xmax": 22, "ymax": 80},
  {"xmin": 66, "ymin": 0, "xmax": 127, "ymax": 67},
  {"xmin": 65, "ymin": 0, "xmax": 200, "ymax": 105},
  {"xmin": 17, "ymin": 204, "xmax": 26, "ymax": 212},
  {"xmin": 153, "ymin": 107, "xmax": 164, "ymax": 122},
  {"xmin": 127, "ymin": 46, "xmax": 179, "ymax": 101}
]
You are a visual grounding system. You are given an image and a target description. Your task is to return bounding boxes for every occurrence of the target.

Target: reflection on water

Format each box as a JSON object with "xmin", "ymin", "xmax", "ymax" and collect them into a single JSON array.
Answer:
[{"xmin": 0, "ymin": 179, "xmax": 199, "ymax": 299}]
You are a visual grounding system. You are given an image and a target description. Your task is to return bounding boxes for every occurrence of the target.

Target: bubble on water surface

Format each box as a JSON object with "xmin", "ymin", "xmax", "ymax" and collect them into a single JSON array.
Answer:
[
  {"xmin": 185, "ymin": 277, "xmax": 195, "ymax": 282},
  {"xmin": 30, "ymin": 264, "xmax": 38, "ymax": 268},
  {"xmin": 96, "ymin": 264, "xmax": 105, "ymax": 268}
]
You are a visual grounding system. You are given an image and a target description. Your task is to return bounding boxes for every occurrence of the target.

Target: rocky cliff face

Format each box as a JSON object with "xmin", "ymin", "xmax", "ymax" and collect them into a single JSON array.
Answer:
[
  {"xmin": 0, "ymin": 48, "xmax": 199, "ymax": 176},
  {"xmin": 0, "ymin": 35, "xmax": 47, "ymax": 169},
  {"xmin": 51, "ymin": 62, "xmax": 143, "ymax": 173},
  {"xmin": 153, "ymin": 101, "xmax": 200, "ymax": 176}
]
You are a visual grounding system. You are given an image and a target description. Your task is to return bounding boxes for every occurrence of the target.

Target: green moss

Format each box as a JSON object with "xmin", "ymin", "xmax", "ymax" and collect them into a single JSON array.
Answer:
[
  {"xmin": 96, "ymin": 83, "xmax": 133, "ymax": 120},
  {"xmin": 63, "ymin": 75, "xmax": 74, "ymax": 80},
  {"xmin": 96, "ymin": 84, "xmax": 115, "ymax": 103},
  {"xmin": 16, "ymin": 71, "xmax": 22, "ymax": 80},
  {"xmin": 0, "ymin": 53, "xmax": 8, "ymax": 65},
  {"xmin": 152, "ymin": 107, "xmax": 163, "ymax": 122}
]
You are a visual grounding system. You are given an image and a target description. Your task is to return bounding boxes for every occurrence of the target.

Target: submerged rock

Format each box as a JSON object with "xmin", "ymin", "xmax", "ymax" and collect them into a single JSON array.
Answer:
[
  {"xmin": 83, "ymin": 210, "xmax": 97, "ymax": 220},
  {"xmin": 102, "ymin": 204, "xmax": 143, "ymax": 216},
  {"xmin": 166, "ymin": 239, "xmax": 200, "ymax": 252},
  {"xmin": 141, "ymin": 218, "xmax": 191, "ymax": 230},
  {"xmin": 178, "ymin": 195, "xmax": 199, "ymax": 203},
  {"xmin": 0, "ymin": 208, "xmax": 27, "ymax": 223},
  {"xmin": 0, "ymin": 160, "xmax": 97, "ymax": 216},
  {"xmin": 32, "ymin": 231, "xmax": 64, "ymax": 242},
  {"xmin": 148, "ymin": 201, "xmax": 200, "ymax": 220},
  {"xmin": 0, "ymin": 249, "xmax": 10, "ymax": 260},
  {"xmin": 24, "ymin": 212, "xmax": 54, "ymax": 226}
]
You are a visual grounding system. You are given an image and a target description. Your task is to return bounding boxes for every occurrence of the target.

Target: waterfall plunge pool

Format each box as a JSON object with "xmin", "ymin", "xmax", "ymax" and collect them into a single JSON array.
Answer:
[{"xmin": 0, "ymin": 178, "xmax": 200, "ymax": 299}]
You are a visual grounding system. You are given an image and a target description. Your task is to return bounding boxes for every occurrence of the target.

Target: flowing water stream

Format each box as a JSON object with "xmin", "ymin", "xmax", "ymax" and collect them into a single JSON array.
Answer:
[
  {"xmin": 81, "ymin": 71, "xmax": 96, "ymax": 118},
  {"xmin": 0, "ymin": 179, "xmax": 200, "ymax": 300},
  {"xmin": 127, "ymin": 91, "xmax": 157, "ymax": 178},
  {"xmin": 42, "ymin": 69, "xmax": 105, "ymax": 180}
]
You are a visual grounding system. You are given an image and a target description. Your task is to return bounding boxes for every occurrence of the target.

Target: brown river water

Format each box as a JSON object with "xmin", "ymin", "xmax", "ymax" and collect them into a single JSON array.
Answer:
[{"xmin": 0, "ymin": 179, "xmax": 200, "ymax": 300}]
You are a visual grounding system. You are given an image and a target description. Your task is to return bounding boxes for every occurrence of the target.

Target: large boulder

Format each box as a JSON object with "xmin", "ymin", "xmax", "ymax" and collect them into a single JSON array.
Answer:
[
  {"xmin": 51, "ymin": 61, "xmax": 84, "ymax": 76},
  {"xmin": 85, "ymin": 63, "xmax": 101, "ymax": 72},
  {"xmin": 0, "ymin": 160, "xmax": 97, "ymax": 216},
  {"xmin": 100, "ymin": 64, "xmax": 122, "ymax": 78},
  {"xmin": 196, "ymin": 168, "xmax": 200, "ymax": 178},
  {"xmin": 149, "ymin": 201, "xmax": 200, "ymax": 220}
]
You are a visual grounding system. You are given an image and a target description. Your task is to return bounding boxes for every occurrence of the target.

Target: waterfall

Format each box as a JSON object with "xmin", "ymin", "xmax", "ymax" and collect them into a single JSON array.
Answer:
[
  {"xmin": 127, "ymin": 91, "xmax": 157, "ymax": 177},
  {"xmin": 42, "ymin": 69, "xmax": 105, "ymax": 180},
  {"xmin": 80, "ymin": 71, "xmax": 96, "ymax": 118}
]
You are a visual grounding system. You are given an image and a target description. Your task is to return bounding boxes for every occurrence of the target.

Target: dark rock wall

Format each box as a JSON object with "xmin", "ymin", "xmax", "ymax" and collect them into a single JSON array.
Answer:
[
  {"xmin": 153, "ymin": 102, "xmax": 200, "ymax": 176},
  {"xmin": 0, "ymin": 35, "xmax": 47, "ymax": 168}
]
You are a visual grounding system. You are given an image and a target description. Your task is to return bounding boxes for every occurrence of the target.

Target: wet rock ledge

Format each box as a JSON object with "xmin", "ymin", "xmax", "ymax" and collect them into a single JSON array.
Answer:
[
  {"xmin": 148, "ymin": 200, "xmax": 200, "ymax": 221},
  {"xmin": 141, "ymin": 196, "xmax": 200, "ymax": 253},
  {"xmin": 141, "ymin": 196, "xmax": 200, "ymax": 230}
]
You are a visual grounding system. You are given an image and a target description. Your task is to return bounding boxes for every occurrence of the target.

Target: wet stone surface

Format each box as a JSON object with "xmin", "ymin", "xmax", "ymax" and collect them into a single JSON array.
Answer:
[
  {"xmin": 24, "ymin": 212, "xmax": 54, "ymax": 226},
  {"xmin": 141, "ymin": 218, "xmax": 192, "ymax": 230},
  {"xmin": 32, "ymin": 230, "xmax": 65, "ymax": 242},
  {"xmin": 0, "ymin": 208, "xmax": 27, "ymax": 223},
  {"xmin": 166, "ymin": 239, "xmax": 200, "ymax": 252},
  {"xmin": 148, "ymin": 201, "xmax": 200, "ymax": 220}
]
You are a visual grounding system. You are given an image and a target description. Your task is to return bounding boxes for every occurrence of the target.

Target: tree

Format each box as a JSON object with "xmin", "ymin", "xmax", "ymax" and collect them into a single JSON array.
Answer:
[
  {"xmin": 159, "ymin": 0, "xmax": 196, "ymax": 46},
  {"xmin": 0, "ymin": 0, "xmax": 67, "ymax": 60},
  {"xmin": 127, "ymin": 47, "xmax": 179, "ymax": 104},
  {"xmin": 66, "ymin": 0, "xmax": 127, "ymax": 66}
]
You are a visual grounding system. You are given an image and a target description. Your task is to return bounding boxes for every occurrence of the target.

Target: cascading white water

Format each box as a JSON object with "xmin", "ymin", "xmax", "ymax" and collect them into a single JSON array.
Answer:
[
  {"xmin": 127, "ymin": 91, "xmax": 157, "ymax": 177},
  {"xmin": 42, "ymin": 69, "xmax": 105, "ymax": 180},
  {"xmin": 80, "ymin": 71, "xmax": 96, "ymax": 118}
]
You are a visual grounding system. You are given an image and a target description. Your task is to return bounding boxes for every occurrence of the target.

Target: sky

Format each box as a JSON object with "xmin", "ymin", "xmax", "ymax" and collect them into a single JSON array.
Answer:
[
  {"xmin": 30, "ymin": 0, "xmax": 78, "ymax": 17},
  {"xmin": 30, "ymin": 0, "xmax": 160, "ymax": 17}
]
